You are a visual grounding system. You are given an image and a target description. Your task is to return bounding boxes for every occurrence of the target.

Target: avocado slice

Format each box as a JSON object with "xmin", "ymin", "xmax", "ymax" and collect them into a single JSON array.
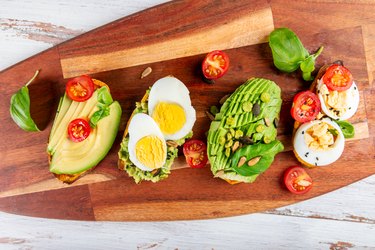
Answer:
[{"xmin": 48, "ymin": 87, "xmax": 122, "ymax": 175}]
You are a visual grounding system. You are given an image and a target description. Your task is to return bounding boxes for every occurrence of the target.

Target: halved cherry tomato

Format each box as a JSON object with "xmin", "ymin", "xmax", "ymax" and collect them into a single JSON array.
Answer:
[
  {"xmin": 291, "ymin": 90, "xmax": 321, "ymax": 123},
  {"xmin": 68, "ymin": 118, "xmax": 91, "ymax": 142},
  {"xmin": 283, "ymin": 166, "xmax": 313, "ymax": 195},
  {"xmin": 202, "ymin": 50, "xmax": 229, "ymax": 79},
  {"xmin": 66, "ymin": 75, "xmax": 95, "ymax": 102},
  {"xmin": 183, "ymin": 139, "xmax": 208, "ymax": 168},
  {"xmin": 322, "ymin": 64, "xmax": 353, "ymax": 92}
]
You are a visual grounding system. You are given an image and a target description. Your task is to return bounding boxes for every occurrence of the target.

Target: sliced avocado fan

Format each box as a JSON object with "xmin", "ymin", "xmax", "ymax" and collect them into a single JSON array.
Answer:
[
  {"xmin": 207, "ymin": 78, "xmax": 284, "ymax": 183},
  {"xmin": 48, "ymin": 87, "xmax": 122, "ymax": 175}
]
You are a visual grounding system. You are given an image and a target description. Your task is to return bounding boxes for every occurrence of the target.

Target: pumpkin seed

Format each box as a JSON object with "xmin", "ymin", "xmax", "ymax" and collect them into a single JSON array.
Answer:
[
  {"xmin": 242, "ymin": 101, "xmax": 253, "ymax": 112},
  {"xmin": 234, "ymin": 130, "xmax": 243, "ymax": 139},
  {"xmin": 252, "ymin": 103, "xmax": 261, "ymax": 116}
]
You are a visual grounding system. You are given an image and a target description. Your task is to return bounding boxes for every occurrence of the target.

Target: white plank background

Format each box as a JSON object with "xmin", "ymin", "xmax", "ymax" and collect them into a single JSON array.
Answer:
[{"xmin": 0, "ymin": 0, "xmax": 374, "ymax": 249}]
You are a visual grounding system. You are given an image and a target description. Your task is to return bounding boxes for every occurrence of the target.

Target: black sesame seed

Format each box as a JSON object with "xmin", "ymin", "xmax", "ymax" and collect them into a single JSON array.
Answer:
[
  {"xmin": 354, "ymin": 86, "xmax": 357, "ymax": 90},
  {"xmin": 315, "ymin": 162, "xmax": 318, "ymax": 166},
  {"xmin": 316, "ymin": 157, "xmax": 319, "ymax": 161},
  {"xmin": 302, "ymin": 131, "xmax": 305, "ymax": 134},
  {"xmin": 349, "ymin": 107, "xmax": 352, "ymax": 110}
]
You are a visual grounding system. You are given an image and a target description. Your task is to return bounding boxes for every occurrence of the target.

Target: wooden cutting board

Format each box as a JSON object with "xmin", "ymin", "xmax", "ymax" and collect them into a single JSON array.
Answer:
[{"xmin": 0, "ymin": 0, "xmax": 374, "ymax": 221}]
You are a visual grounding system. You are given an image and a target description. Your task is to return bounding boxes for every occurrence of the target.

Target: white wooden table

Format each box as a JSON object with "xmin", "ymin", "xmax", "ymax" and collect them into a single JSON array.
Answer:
[{"xmin": 1, "ymin": 1, "xmax": 374, "ymax": 249}]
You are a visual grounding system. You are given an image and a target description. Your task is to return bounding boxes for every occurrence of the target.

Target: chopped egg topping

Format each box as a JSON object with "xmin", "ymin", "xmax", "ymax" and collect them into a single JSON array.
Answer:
[
  {"xmin": 319, "ymin": 83, "xmax": 348, "ymax": 117},
  {"xmin": 304, "ymin": 122, "xmax": 336, "ymax": 151}
]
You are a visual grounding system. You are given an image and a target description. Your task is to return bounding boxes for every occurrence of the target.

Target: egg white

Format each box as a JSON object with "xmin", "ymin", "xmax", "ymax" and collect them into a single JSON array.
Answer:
[
  {"xmin": 317, "ymin": 78, "xmax": 359, "ymax": 120},
  {"xmin": 148, "ymin": 76, "xmax": 196, "ymax": 140},
  {"xmin": 293, "ymin": 118, "xmax": 345, "ymax": 167},
  {"xmin": 128, "ymin": 113, "xmax": 167, "ymax": 172}
]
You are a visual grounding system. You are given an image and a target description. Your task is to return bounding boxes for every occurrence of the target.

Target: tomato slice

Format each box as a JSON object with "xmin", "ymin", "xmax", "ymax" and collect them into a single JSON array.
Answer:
[
  {"xmin": 202, "ymin": 50, "xmax": 229, "ymax": 79},
  {"xmin": 322, "ymin": 64, "xmax": 353, "ymax": 91},
  {"xmin": 183, "ymin": 139, "xmax": 208, "ymax": 168},
  {"xmin": 291, "ymin": 90, "xmax": 321, "ymax": 123},
  {"xmin": 66, "ymin": 75, "xmax": 95, "ymax": 102},
  {"xmin": 283, "ymin": 166, "xmax": 313, "ymax": 195},
  {"xmin": 67, "ymin": 118, "xmax": 91, "ymax": 142}
]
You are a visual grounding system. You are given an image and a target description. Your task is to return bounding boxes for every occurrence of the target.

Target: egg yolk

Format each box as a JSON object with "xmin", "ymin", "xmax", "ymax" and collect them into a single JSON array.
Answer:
[
  {"xmin": 152, "ymin": 102, "xmax": 186, "ymax": 135},
  {"xmin": 304, "ymin": 122, "xmax": 336, "ymax": 151},
  {"xmin": 135, "ymin": 135, "xmax": 166, "ymax": 170}
]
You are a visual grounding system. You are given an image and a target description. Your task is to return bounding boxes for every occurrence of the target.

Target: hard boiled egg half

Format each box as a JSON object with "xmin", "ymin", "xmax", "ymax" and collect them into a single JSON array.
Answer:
[
  {"xmin": 128, "ymin": 113, "xmax": 167, "ymax": 172},
  {"xmin": 148, "ymin": 76, "xmax": 196, "ymax": 140},
  {"xmin": 293, "ymin": 118, "xmax": 345, "ymax": 167},
  {"xmin": 317, "ymin": 78, "xmax": 359, "ymax": 120}
]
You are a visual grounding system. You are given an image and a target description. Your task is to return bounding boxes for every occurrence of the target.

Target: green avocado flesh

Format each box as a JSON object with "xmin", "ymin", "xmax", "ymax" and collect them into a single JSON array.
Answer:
[
  {"xmin": 207, "ymin": 78, "xmax": 284, "ymax": 183},
  {"xmin": 118, "ymin": 91, "xmax": 192, "ymax": 184},
  {"xmin": 48, "ymin": 87, "xmax": 122, "ymax": 175}
]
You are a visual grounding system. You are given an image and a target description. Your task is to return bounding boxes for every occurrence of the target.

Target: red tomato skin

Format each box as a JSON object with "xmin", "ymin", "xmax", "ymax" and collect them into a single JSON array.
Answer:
[
  {"xmin": 322, "ymin": 64, "xmax": 353, "ymax": 92},
  {"xmin": 291, "ymin": 90, "xmax": 321, "ymax": 123},
  {"xmin": 66, "ymin": 75, "xmax": 95, "ymax": 102},
  {"xmin": 283, "ymin": 166, "xmax": 313, "ymax": 195},
  {"xmin": 202, "ymin": 50, "xmax": 230, "ymax": 80},
  {"xmin": 67, "ymin": 118, "xmax": 91, "ymax": 142},
  {"xmin": 183, "ymin": 139, "xmax": 208, "ymax": 168}
]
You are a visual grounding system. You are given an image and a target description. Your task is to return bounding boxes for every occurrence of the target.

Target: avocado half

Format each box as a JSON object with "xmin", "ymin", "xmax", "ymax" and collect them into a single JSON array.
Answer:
[
  {"xmin": 207, "ymin": 78, "xmax": 284, "ymax": 184},
  {"xmin": 47, "ymin": 80, "xmax": 122, "ymax": 183}
]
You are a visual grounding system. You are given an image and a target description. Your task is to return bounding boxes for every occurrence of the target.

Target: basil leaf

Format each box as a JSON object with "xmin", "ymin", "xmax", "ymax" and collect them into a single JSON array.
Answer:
[
  {"xmin": 269, "ymin": 28, "xmax": 323, "ymax": 81},
  {"xmin": 231, "ymin": 140, "xmax": 284, "ymax": 176},
  {"xmin": 336, "ymin": 120, "xmax": 355, "ymax": 138},
  {"xmin": 9, "ymin": 70, "xmax": 41, "ymax": 132},
  {"xmin": 89, "ymin": 86, "xmax": 113, "ymax": 128},
  {"xmin": 269, "ymin": 28, "xmax": 309, "ymax": 73},
  {"xmin": 90, "ymin": 106, "xmax": 110, "ymax": 128},
  {"xmin": 97, "ymin": 86, "xmax": 113, "ymax": 105}
]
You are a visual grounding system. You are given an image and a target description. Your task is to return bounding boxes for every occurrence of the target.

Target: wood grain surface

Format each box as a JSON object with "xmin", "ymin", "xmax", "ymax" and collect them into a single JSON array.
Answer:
[
  {"xmin": 0, "ymin": 0, "xmax": 374, "ymax": 223},
  {"xmin": 1, "ymin": 1, "xmax": 375, "ymax": 249}
]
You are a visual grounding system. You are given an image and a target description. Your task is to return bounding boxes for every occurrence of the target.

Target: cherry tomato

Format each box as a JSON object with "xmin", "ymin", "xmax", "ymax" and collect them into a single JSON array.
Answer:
[
  {"xmin": 183, "ymin": 139, "xmax": 208, "ymax": 168},
  {"xmin": 291, "ymin": 90, "xmax": 321, "ymax": 123},
  {"xmin": 66, "ymin": 75, "xmax": 95, "ymax": 102},
  {"xmin": 283, "ymin": 166, "xmax": 313, "ymax": 195},
  {"xmin": 202, "ymin": 50, "xmax": 229, "ymax": 79},
  {"xmin": 322, "ymin": 64, "xmax": 353, "ymax": 92},
  {"xmin": 67, "ymin": 118, "xmax": 91, "ymax": 142}
]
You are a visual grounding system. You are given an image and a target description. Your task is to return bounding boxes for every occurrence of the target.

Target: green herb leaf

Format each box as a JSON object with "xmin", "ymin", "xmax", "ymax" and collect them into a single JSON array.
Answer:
[
  {"xmin": 336, "ymin": 120, "xmax": 355, "ymax": 138},
  {"xmin": 97, "ymin": 86, "xmax": 113, "ymax": 105},
  {"xmin": 90, "ymin": 106, "xmax": 110, "ymax": 128},
  {"xmin": 231, "ymin": 140, "xmax": 284, "ymax": 176},
  {"xmin": 89, "ymin": 86, "xmax": 114, "ymax": 128},
  {"xmin": 269, "ymin": 28, "xmax": 308, "ymax": 73},
  {"xmin": 268, "ymin": 28, "xmax": 323, "ymax": 81},
  {"xmin": 9, "ymin": 70, "xmax": 41, "ymax": 132}
]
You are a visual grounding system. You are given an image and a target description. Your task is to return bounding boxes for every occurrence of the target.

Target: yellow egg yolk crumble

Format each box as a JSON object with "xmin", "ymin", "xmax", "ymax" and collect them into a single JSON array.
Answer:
[
  {"xmin": 135, "ymin": 135, "xmax": 166, "ymax": 170},
  {"xmin": 152, "ymin": 102, "xmax": 186, "ymax": 135}
]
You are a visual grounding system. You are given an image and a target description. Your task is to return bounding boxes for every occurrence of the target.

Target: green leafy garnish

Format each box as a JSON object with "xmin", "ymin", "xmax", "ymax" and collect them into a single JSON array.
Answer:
[
  {"xmin": 269, "ymin": 28, "xmax": 324, "ymax": 81},
  {"xmin": 90, "ymin": 87, "xmax": 113, "ymax": 128},
  {"xmin": 231, "ymin": 140, "xmax": 284, "ymax": 176},
  {"xmin": 9, "ymin": 70, "xmax": 41, "ymax": 132},
  {"xmin": 336, "ymin": 120, "xmax": 355, "ymax": 138}
]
